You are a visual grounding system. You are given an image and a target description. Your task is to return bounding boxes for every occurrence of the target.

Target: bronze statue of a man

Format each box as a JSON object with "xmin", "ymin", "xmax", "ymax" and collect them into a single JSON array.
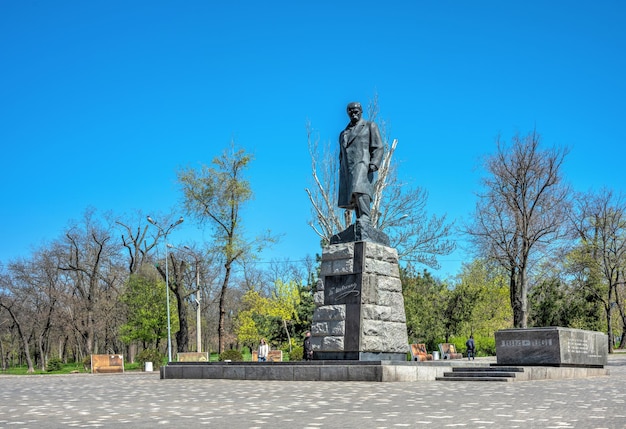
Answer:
[{"xmin": 338, "ymin": 102, "xmax": 383, "ymax": 223}]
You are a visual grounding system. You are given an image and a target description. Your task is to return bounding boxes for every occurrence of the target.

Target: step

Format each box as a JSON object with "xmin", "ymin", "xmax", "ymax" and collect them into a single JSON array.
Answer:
[
  {"xmin": 435, "ymin": 365, "xmax": 525, "ymax": 382},
  {"xmin": 443, "ymin": 371, "xmax": 519, "ymax": 378},
  {"xmin": 436, "ymin": 376, "xmax": 514, "ymax": 382},
  {"xmin": 450, "ymin": 366, "xmax": 525, "ymax": 373}
]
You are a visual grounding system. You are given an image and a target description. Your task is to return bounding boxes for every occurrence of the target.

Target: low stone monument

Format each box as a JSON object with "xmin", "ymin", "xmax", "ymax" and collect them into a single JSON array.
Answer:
[
  {"xmin": 495, "ymin": 327, "xmax": 608, "ymax": 367},
  {"xmin": 311, "ymin": 240, "xmax": 409, "ymax": 361}
]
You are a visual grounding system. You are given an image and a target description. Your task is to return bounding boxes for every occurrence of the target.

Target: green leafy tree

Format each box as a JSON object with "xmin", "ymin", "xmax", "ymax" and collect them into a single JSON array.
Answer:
[
  {"xmin": 269, "ymin": 280, "xmax": 301, "ymax": 351},
  {"xmin": 235, "ymin": 280, "xmax": 304, "ymax": 351},
  {"xmin": 401, "ymin": 268, "xmax": 448, "ymax": 351},
  {"xmin": 119, "ymin": 269, "xmax": 176, "ymax": 349},
  {"xmin": 293, "ymin": 278, "xmax": 315, "ymax": 338},
  {"xmin": 529, "ymin": 275, "xmax": 603, "ymax": 331},
  {"xmin": 454, "ymin": 260, "xmax": 512, "ymax": 338},
  {"xmin": 234, "ymin": 290, "xmax": 268, "ymax": 350},
  {"xmin": 402, "ymin": 260, "xmax": 511, "ymax": 355},
  {"xmin": 528, "ymin": 278, "xmax": 567, "ymax": 327},
  {"xmin": 178, "ymin": 142, "xmax": 275, "ymax": 353}
]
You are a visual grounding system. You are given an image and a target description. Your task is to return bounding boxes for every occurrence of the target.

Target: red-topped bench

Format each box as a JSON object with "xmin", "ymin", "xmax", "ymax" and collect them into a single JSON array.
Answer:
[
  {"xmin": 439, "ymin": 343, "xmax": 463, "ymax": 359},
  {"xmin": 410, "ymin": 344, "xmax": 433, "ymax": 361}
]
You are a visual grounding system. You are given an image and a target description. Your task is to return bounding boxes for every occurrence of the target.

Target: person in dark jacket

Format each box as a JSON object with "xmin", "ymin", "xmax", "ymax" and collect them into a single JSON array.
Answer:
[
  {"xmin": 466, "ymin": 335, "xmax": 476, "ymax": 360},
  {"xmin": 338, "ymin": 102, "xmax": 383, "ymax": 223},
  {"xmin": 303, "ymin": 331, "xmax": 313, "ymax": 361}
]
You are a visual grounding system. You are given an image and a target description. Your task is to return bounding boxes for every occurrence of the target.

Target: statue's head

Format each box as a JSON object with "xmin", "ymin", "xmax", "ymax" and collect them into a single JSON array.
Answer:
[
  {"xmin": 346, "ymin": 102, "xmax": 362, "ymax": 112},
  {"xmin": 346, "ymin": 102, "xmax": 362, "ymax": 123}
]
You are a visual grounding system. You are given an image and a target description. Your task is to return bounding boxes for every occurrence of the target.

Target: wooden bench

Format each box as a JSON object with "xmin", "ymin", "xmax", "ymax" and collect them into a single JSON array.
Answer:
[
  {"xmin": 177, "ymin": 352, "xmax": 209, "ymax": 362},
  {"xmin": 410, "ymin": 344, "xmax": 433, "ymax": 361},
  {"xmin": 91, "ymin": 354, "xmax": 124, "ymax": 373},
  {"xmin": 438, "ymin": 343, "xmax": 463, "ymax": 359},
  {"xmin": 252, "ymin": 350, "xmax": 283, "ymax": 362}
]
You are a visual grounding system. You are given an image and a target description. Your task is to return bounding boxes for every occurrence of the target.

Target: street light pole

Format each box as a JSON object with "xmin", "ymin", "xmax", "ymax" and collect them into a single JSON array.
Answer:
[
  {"xmin": 165, "ymin": 243, "xmax": 173, "ymax": 362},
  {"xmin": 147, "ymin": 216, "xmax": 184, "ymax": 363},
  {"xmin": 195, "ymin": 263, "xmax": 201, "ymax": 353}
]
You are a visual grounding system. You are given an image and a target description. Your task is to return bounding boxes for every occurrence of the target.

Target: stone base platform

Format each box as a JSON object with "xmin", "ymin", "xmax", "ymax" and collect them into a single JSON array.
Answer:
[
  {"xmin": 438, "ymin": 364, "xmax": 608, "ymax": 382},
  {"xmin": 159, "ymin": 360, "xmax": 609, "ymax": 382},
  {"xmin": 161, "ymin": 360, "xmax": 476, "ymax": 382}
]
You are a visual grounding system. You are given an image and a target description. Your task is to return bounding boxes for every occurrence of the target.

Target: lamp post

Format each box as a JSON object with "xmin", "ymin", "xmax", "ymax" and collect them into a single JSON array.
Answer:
[{"xmin": 147, "ymin": 215, "xmax": 184, "ymax": 362}]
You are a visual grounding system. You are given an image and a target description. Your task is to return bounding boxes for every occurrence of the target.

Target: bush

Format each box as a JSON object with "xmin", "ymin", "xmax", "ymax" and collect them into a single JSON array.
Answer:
[
  {"xmin": 219, "ymin": 349, "xmax": 243, "ymax": 362},
  {"xmin": 83, "ymin": 355, "xmax": 92, "ymax": 371},
  {"xmin": 473, "ymin": 335, "xmax": 496, "ymax": 356},
  {"xmin": 136, "ymin": 349, "xmax": 165, "ymax": 369},
  {"xmin": 46, "ymin": 357, "xmax": 63, "ymax": 372},
  {"xmin": 240, "ymin": 348, "xmax": 252, "ymax": 361},
  {"xmin": 288, "ymin": 345, "xmax": 303, "ymax": 361},
  {"xmin": 447, "ymin": 335, "xmax": 496, "ymax": 357}
]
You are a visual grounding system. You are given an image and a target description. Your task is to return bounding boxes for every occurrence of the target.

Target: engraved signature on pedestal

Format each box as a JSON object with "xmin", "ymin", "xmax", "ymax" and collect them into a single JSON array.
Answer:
[{"xmin": 329, "ymin": 282, "xmax": 360, "ymax": 300}]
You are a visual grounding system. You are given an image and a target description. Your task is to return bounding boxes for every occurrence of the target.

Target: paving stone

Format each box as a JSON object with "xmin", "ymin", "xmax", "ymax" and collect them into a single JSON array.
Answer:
[{"xmin": 0, "ymin": 354, "xmax": 625, "ymax": 428}]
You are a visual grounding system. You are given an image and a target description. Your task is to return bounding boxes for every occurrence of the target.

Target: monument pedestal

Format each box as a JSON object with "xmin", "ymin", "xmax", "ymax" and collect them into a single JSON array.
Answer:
[{"xmin": 311, "ymin": 241, "xmax": 409, "ymax": 361}]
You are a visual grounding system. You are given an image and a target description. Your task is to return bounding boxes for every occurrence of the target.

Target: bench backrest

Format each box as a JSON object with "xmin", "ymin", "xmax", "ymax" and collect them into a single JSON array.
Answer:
[
  {"xmin": 91, "ymin": 354, "xmax": 124, "ymax": 373},
  {"xmin": 252, "ymin": 349, "xmax": 283, "ymax": 362},
  {"xmin": 411, "ymin": 343, "xmax": 428, "ymax": 358},
  {"xmin": 177, "ymin": 352, "xmax": 209, "ymax": 362}
]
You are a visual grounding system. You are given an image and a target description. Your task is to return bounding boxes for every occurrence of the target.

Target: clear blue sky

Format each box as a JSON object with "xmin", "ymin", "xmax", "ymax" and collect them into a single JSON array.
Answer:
[{"xmin": 1, "ymin": 1, "xmax": 625, "ymax": 279}]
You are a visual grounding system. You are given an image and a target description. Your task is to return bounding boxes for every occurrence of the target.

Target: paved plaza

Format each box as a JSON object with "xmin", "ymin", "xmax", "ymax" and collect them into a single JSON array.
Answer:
[{"xmin": 1, "ymin": 355, "xmax": 626, "ymax": 429}]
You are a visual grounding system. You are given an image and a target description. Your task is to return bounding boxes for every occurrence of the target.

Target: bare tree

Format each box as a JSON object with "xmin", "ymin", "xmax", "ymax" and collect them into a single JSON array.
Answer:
[
  {"xmin": 9, "ymin": 250, "xmax": 67, "ymax": 370},
  {"xmin": 114, "ymin": 211, "xmax": 161, "ymax": 275},
  {"xmin": 569, "ymin": 189, "xmax": 626, "ymax": 352},
  {"xmin": 467, "ymin": 131, "xmax": 569, "ymax": 328},
  {"xmin": 157, "ymin": 252, "xmax": 191, "ymax": 353},
  {"xmin": 0, "ymin": 268, "xmax": 36, "ymax": 373},
  {"xmin": 58, "ymin": 209, "xmax": 125, "ymax": 355},
  {"xmin": 306, "ymin": 121, "xmax": 344, "ymax": 239},
  {"xmin": 306, "ymin": 97, "xmax": 455, "ymax": 267}
]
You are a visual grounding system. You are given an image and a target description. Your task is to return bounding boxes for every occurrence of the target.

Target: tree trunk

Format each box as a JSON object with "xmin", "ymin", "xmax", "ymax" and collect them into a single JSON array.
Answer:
[
  {"xmin": 283, "ymin": 319, "xmax": 292, "ymax": 352},
  {"xmin": 175, "ymin": 306, "xmax": 189, "ymax": 353},
  {"xmin": 86, "ymin": 309, "xmax": 95, "ymax": 355},
  {"xmin": 606, "ymin": 305, "xmax": 614, "ymax": 353},
  {"xmin": 509, "ymin": 270, "xmax": 520, "ymax": 327},
  {"xmin": 38, "ymin": 335, "xmax": 46, "ymax": 371},
  {"xmin": 172, "ymin": 260, "xmax": 189, "ymax": 353},
  {"xmin": 59, "ymin": 337, "xmax": 65, "ymax": 360},
  {"xmin": 518, "ymin": 268, "xmax": 528, "ymax": 328},
  {"xmin": 3, "ymin": 306, "xmax": 35, "ymax": 373},
  {"xmin": 218, "ymin": 264, "xmax": 232, "ymax": 354},
  {"xmin": 510, "ymin": 266, "xmax": 528, "ymax": 328},
  {"xmin": 618, "ymin": 323, "xmax": 626, "ymax": 350}
]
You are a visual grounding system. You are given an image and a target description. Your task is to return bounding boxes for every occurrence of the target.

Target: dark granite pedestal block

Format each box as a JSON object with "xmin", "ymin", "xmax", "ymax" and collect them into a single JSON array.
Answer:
[
  {"xmin": 495, "ymin": 327, "xmax": 608, "ymax": 367},
  {"xmin": 311, "ymin": 241, "xmax": 409, "ymax": 361},
  {"xmin": 330, "ymin": 219, "xmax": 390, "ymax": 246}
]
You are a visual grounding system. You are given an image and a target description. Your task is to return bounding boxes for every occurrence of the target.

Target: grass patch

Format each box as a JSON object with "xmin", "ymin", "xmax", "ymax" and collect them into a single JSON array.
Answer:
[
  {"xmin": 3, "ymin": 360, "xmax": 145, "ymax": 375},
  {"xmin": 2, "ymin": 362, "xmax": 89, "ymax": 375}
]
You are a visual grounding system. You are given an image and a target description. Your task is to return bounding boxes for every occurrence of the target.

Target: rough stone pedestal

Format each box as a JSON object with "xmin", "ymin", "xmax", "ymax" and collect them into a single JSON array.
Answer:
[
  {"xmin": 495, "ymin": 327, "xmax": 608, "ymax": 367},
  {"xmin": 311, "ymin": 241, "xmax": 409, "ymax": 361}
]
